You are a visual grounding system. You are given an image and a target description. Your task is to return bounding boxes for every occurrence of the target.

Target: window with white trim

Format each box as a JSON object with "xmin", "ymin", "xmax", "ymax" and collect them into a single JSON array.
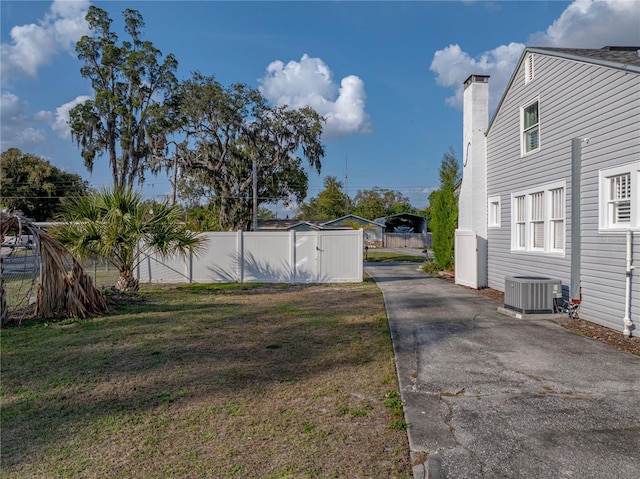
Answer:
[
  {"xmin": 550, "ymin": 188, "xmax": 565, "ymax": 250},
  {"xmin": 530, "ymin": 191, "xmax": 545, "ymax": 249},
  {"xmin": 488, "ymin": 196, "xmax": 501, "ymax": 228},
  {"xmin": 521, "ymin": 99, "xmax": 540, "ymax": 155},
  {"xmin": 514, "ymin": 195, "xmax": 526, "ymax": 250},
  {"xmin": 525, "ymin": 53, "xmax": 535, "ymax": 84},
  {"xmin": 511, "ymin": 181, "xmax": 566, "ymax": 254},
  {"xmin": 599, "ymin": 162, "xmax": 640, "ymax": 231}
]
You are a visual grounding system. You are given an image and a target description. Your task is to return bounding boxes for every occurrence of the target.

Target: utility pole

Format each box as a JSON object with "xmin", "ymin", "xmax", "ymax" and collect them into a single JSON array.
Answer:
[
  {"xmin": 171, "ymin": 158, "xmax": 179, "ymax": 205},
  {"xmin": 344, "ymin": 153, "xmax": 349, "ymax": 214}
]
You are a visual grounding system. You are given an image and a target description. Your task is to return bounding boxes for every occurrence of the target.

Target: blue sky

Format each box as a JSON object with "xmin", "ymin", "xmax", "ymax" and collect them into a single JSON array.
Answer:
[{"xmin": 2, "ymin": 0, "xmax": 639, "ymax": 215}]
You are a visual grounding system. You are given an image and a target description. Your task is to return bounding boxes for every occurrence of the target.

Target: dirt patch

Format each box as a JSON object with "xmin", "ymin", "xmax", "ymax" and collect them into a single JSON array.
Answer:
[
  {"xmin": 439, "ymin": 272, "xmax": 640, "ymax": 356},
  {"xmin": 560, "ymin": 319, "xmax": 640, "ymax": 355}
]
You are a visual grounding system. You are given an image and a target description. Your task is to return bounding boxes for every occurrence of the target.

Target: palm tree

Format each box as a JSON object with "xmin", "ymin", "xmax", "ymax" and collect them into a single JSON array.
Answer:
[
  {"xmin": 53, "ymin": 188, "xmax": 204, "ymax": 292},
  {"xmin": 1, "ymin": 211, "xmax": 108, "ymax": 324}
]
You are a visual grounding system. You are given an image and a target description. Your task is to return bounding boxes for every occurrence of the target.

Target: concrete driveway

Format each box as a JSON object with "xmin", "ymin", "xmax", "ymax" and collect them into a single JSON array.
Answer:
[{"xmin": 365, "ymin": 261, "xmax": 640, "ymax": 479}]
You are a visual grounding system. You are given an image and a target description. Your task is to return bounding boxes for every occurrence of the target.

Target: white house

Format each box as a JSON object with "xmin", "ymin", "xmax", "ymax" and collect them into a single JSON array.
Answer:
[{"xmin": 455, "ymin": 46, "xmax": 640, "ymax": 335}]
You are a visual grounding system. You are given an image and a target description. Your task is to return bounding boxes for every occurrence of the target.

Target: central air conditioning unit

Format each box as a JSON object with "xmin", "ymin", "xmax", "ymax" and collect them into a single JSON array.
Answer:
[{"xmin": 504, "ymin": 276, "xmax": 562, "ymax": 314}]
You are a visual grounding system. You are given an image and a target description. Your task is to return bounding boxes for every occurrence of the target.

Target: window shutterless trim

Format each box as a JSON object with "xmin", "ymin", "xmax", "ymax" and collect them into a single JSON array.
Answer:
[
  {"xmin": 510, "ymin": 180, "xmax": 566, "ymax": 255},
  {"xmin": 598, "ymin": 161, "xmax": 640, "ymax": 232},
  {"xmin": 488, "ymin": 195, "xmax": 501, "ymax": 228},
  {"xmin": 520, "ymin": 97, "xmax": 540, "ymax": 156}
]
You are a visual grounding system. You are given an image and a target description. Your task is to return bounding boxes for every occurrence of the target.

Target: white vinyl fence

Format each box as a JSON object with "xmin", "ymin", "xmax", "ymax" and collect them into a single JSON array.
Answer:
[
  {"xmin": 136, "ymin": 229, "xmax": 363, "ymax": 284},
  {"xmin": 454, "ymin": 230, "xmax": 487, "ymax": 289}
]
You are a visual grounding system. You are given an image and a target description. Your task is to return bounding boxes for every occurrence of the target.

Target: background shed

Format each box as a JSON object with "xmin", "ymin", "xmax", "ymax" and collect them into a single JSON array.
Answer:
[{"xmin": 375, "ymin": 213, "xmax": 430, "ymax": 248}]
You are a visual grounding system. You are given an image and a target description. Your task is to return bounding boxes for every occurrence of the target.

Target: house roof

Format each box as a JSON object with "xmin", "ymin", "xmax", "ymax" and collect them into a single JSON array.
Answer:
[
  {"xmin": 487, "ymin": 46, "xmax": 640, "ymax": 135},
  {"xmin": 529, "ymin": 46, "xmax": 640, "ymax": 70},
  {"xmin": 257, "ymin": 219, "xmax": 326, "ymax": 230},
  {"xmin": 374, "ymin": 212, "xmax": 428, "ymax": 224},
  {"xmin": 257, "ymin": 218, "xmax": 355, "ymax": 231},
  {"xmin": 288, "ymin": 221, "xmax": 323, "ymax": 230},
  {"xmin": 322, "ymin": 214, "xmax": 381, "ymax": 227}
]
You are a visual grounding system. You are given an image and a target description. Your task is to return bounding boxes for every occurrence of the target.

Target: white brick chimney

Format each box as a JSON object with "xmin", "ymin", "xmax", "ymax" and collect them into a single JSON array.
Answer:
[
  {"xmin": 458, "ymin": 74, "xmax": 489, "ymax": 235},
  {"xmin": 455, "ymin": 75, "xmax": 489, "ymax": 289}
]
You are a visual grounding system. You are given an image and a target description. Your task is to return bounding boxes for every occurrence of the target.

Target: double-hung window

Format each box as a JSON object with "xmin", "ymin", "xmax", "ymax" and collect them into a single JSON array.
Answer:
[
  {"xmin": 514, "ymin": 195, "xmax": 526, "ymax": 250},
  {"xmin": 511, "ymin": 181, "xmax": 565, "ymax": 254},
  {"xmin": 521, "ymin": 99, "xmax": 540, "ymax": 155},
  {"xmin": 530, "ymin": 191, "xmax": 545, "ymax": 249},
  {"xmin": 550, "ymin": 188, "xmax": 565, "ymax": 250},
  {"xmin": 599, "ymin": 162, "xmax": 640, "ymax": 231}
]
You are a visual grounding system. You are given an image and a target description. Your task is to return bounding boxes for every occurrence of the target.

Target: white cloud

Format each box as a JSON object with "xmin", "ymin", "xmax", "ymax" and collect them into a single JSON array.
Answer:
[
  {"xmin": 529, "ymin": 0, "xmax": 640, "ymax": 48},
  {"xmin": 0, "ymin": 92, "xmax": 47, "ymax": 151},
  {"xmin": 258, "ymin": 54, "xmax": 371, "ymax": 140},
  {"xmin": 430, "ymin": 43, "xmax": 524, "ymax": 111},
  {"xmin": 0, "ymin": 92, "xmax": 25, "ymax": 123},
  {"xmin": 431, "ymin": 0, "xmax": 640, "ymax": 111},
  {"xmin": 52, "ymin": 95, "xmax": 91, "ymax": 138},
  {"xmin": 16, "ymin": 128, "xmax": 47, "ymax": 146},
  {"xmin": 0, "ymin": 0, "xmax": 90, "ymax": 84},
  {"xmin": 0, "ymin": 92, "xmax": 90, "ymax": 151},
  {"xmin": 401, "ymin": 186, "xmax": 437, "ymax": 209}
]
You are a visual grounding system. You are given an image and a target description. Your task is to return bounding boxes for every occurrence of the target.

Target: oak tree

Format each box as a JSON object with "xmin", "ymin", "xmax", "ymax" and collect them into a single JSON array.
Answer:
[
  {"xmin": 296, "ymin": 176, "xmax": 349, "ymax": 220},
  {"xmin": 69, "ymin": 6, "xmax": 177, "ymax": 190},
  {"xmin": 171, "ymin": 73, "xmax": 325, "ymax": 231},
  {"xmin": 0, "ymin": 148, "xmax": 89, "ymax": 221},
  {"xmin": 351, "ymin": 186, "xmax": 415, "ymax": 220}
]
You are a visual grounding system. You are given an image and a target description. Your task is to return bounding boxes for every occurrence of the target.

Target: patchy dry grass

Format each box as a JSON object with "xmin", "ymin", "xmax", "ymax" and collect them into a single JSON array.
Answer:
[
  {"xmin": 365, "ymin": 252, "xmax": 425, "ymax": 263},
  {"xmin": 1, "ymin": 281, "xmax": 411, "ymax": 478}
]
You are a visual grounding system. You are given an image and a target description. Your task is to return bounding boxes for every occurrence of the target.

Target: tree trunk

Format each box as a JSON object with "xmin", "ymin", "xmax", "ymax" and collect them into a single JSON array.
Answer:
[
  {"xmin": 116, "ymin": 270, "xmax": 139, "ymax": 292},
  {"xmin": 0, "ymin": 257, "xmax": 7, "ymax": 327}
]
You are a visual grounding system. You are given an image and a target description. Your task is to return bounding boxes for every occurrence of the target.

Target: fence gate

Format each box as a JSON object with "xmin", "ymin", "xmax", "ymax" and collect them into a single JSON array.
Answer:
[
  {"xmin": 454, "ymin": 230, "xmax": 487, "ymax": 289},
  {"xmin": 383, "ymin": 233, "xmax": 431, "ymax": 249}
]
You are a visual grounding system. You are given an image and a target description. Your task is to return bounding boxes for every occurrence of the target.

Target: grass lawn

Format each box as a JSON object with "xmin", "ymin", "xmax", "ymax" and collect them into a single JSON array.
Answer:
[
  {"xmin": 1, "ymin": 281, "xmax": 411, "ymax": 478},
  {"xmin": 364, "ymin": 251, "xmax": 426, "ymax": 263}
]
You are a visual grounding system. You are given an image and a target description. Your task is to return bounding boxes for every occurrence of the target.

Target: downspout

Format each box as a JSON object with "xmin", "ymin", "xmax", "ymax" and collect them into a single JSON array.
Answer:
[
  {"xmin": 570, "ymin": 139, "xmax": 583, "ymax": 303},
  {"xmin": 623, "ymin": 230, "xmax": 635, "ymax": 337}
]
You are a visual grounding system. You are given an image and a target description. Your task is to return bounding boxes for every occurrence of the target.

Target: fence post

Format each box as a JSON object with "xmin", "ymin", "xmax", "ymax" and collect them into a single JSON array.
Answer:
[
  {"xmin": 290, "ymin": 230, "xmax": 296, "ymax": 283},
  {"xmin": 237, "ymin": 230, "xmax": 244, "ymax": 283},
  {"xmin": 316, "ymin": 231, "xmax": 321, "ymax": 281},
  {"xmin": 0, "ymin": 257, "xmax": 6, "ymax": 326}
]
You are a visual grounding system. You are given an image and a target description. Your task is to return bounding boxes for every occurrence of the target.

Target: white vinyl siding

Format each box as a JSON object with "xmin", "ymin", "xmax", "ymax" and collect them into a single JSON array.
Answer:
[
  {"xmin": 511, "ymin": 181, "xmax": 565, "ymax": 254},
  {"xmin": 521, "ymin": 99, "xmax": 540, "ymax": 155},
  {"xmin": 599, "ymin": 162, "xmax": 640, "ymax": 231},
  {"xmin": 486, "ymin": 50, "xmax": 640, "ymax": 332}
]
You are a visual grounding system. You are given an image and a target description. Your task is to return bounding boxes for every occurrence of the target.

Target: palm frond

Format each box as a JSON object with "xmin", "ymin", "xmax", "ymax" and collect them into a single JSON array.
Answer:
[
  {"xmin": 52, "ymin": 188, "xmax": 205, "ymax": 291},
  {"xmin": 1, "ymin": 211, "xmax": 108, "ymax": 324}
]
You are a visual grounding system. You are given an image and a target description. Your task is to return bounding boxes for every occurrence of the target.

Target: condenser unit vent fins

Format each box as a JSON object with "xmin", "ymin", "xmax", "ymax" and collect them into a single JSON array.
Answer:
[{"xmin": 504, "ymin": 276, "xmax": 562, "ymax": 314}]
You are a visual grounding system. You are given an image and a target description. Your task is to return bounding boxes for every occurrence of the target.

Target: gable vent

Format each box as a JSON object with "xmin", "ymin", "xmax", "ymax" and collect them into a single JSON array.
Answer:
[{"xmin": 525, "ymin": 53, "xmax": 535, "ymax": 84}]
